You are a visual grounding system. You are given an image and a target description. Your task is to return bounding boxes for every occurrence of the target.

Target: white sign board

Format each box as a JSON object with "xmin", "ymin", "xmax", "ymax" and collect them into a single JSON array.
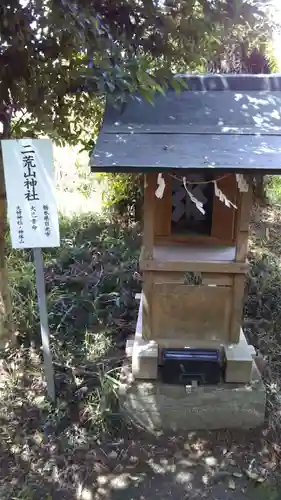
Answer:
[{"xmin": 1, "ymin": 139, "xmax": 60, "ymax": 249}]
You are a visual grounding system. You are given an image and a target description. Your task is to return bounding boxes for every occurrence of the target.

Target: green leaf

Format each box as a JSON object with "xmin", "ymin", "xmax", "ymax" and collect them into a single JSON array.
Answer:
[
  {"xmin": 0, "ymin": 0, "xmax": 275, "ymax": 144},
  {"xmin": 139, "ymin": 88, "xmax": 155, "ymax": 105},
  {"xmin": 170, "ymin": 78, "xmax": 182, "ymax": 95}
]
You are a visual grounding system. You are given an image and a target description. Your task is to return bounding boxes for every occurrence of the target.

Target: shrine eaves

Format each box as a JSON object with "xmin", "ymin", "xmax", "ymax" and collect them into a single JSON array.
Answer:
[{"xmin": 91, "ymin": 74, "xmax": 281, "ymax": 174}]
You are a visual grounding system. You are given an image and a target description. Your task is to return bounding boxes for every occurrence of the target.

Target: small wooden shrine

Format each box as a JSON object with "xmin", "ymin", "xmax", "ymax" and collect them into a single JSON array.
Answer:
[{"xmin": 91, "ymin": 75, "xmax": 281, "ymax": 429}]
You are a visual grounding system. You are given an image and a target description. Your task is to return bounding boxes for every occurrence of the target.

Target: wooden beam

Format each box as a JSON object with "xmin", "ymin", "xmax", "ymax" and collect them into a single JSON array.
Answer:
[
  {"xmin": 154, "ymin": 173, "xmax": 171, "ymax": 238},
  {"xmin": 236, "ymin": 231, "xmax": 249, "ymax": 262},
  {"xmin": 140, "ymin": 258, "xmax": 249, "ymax": 274},
  {"xmin": 235, "ymin": 187, "xmax": 252, "ymax": 261},
  {"xmin": 211, "ymin": 174, "xmax": 237, "ymax": 243},
  {"xmin": 238, "ymin": 188, "xmax": 253, "ymax": 232},
  {"xmin": 229, "ymin": 274, "xmax": 245, "ymax": 343},
  {"xmin": 143, "ymin": 174, "xmax": 155, "ymax": 259},
  {"xmin": 142, "ymin": 271, "xmax": 153, "ymax": 340},
  {"xmin": 151, "ymin": 271, "xmax": 233, "ymax": 286}
]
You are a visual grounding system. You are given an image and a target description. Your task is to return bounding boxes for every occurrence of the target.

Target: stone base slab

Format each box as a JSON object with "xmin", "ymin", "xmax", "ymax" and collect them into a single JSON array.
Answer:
[{"xmin": 119, "ymin": 360, "xmax": 266, "ymax": 432}]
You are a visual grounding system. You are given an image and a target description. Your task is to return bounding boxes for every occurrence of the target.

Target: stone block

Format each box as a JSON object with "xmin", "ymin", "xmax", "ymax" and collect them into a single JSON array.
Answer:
[
  {"xmin": 224, "ymin": 329, "xmax": 255, "ymax": 383},
  {"xmin": 132, "ymin": 342, "xmax": 158, "ymax": 379},
  {"xmin": 127, "ymin": 295, "xmax": 159, "ymax": 379},
  {"xmin": 119, "ymin": 360, "xmax": 266, "ymax": 432},
  {"xmin": 125, "ymin": 337, "xmax": 134, "ymax": 357}
]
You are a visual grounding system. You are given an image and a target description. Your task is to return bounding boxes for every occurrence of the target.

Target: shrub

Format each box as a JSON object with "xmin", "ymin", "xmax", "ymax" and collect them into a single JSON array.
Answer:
[{"xmin": 99, "ymin": 173, "xmax": 143, "ymax": 221}]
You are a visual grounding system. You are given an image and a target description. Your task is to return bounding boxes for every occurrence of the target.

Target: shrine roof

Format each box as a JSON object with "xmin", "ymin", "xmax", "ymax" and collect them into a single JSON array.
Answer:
[{"xmin": 90, "ymin": 74, "xmax": 281, "ymax": 174}]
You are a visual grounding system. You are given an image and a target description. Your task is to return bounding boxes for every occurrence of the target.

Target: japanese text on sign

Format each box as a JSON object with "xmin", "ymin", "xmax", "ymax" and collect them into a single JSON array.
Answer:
[
  {"xmin": 22, "ymin": 144, "xmax": 40, "ymax": 202},
  {"xmin": 43, "ymin": 205, "xmax": 51, "ymax": 237},
  {"xmin": 1, "ymin": 139, "xmax": 60, "ymax": 249},
  {"xmin": 16, "ymin": 206, "xmax": 24, "ymax": 244}
]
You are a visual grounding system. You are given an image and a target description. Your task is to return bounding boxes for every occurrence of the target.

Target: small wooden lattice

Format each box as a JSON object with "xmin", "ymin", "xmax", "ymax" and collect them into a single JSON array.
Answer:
[{"xmin": 171, "ymin": 174, "xmax": 213, "ymax": 236}]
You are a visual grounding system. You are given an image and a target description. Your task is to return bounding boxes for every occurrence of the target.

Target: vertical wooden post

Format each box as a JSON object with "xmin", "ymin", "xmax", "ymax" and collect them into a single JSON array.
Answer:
[
  {"xmin": 230, "ymin": 183, "xmax": 252, "ymax": 343},
  {"xmin": 142, "ymin": 174, "xmax": 155, "ymax": 340},
  {"xmin": 34, "ymin": 248, "xmax": 55, "ymax": 401},
  {"xmin": 143, "ymin": 174, "xmax": 155, "ymax": 260},
  {"xmin": 229, "ymin": 274, "xmax": 245, "ymax": 343},
  {"xmin": 0, "ymin": 112, "xmax": 14, "ymax": 348},
  {"xmin": 235, "ymin": 187, "xmax": 252, "ymax": 262},
  {"xmin": 211, "ymin": 174, "xmax": 237, "ymax": 242}
]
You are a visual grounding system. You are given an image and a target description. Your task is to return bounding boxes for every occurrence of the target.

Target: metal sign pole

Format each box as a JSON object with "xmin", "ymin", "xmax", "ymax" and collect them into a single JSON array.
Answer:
[{"xmin": 33, "ymin": 247, "xmax": 55, "ymax": 402}]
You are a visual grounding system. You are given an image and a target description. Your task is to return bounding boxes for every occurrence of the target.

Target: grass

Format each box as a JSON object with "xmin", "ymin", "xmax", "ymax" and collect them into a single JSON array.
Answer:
[
  {"xmin": 0, "ymin": 150, "xmax": 145, "ymax": 498},
  {"xmin": 246, "ymin": 204, "xmax": 281, "ymax": 438},
  {"xmin": 266, "ymin": 176, "xmax": 281, "ymax": 206},
  {"xmin": 3, "ymin": 176, "xmax": 281, "ymax": 497},
  {"xmin": 0, "ymin": 211, "xmax": 141, "ymax": 499},
  {"xmin": 8, "ymin": 213, "xmax": 140, "ymax": 355}
]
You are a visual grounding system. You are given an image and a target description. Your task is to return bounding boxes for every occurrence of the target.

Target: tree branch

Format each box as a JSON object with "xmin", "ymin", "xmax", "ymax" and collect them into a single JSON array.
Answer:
[
  {"xmin": 0, "ymin": 108, "xmax": 11, "ymax": 139},
  {"xmin": 10, "ymin": 109, "xmax": 29, "ymax": 136}
]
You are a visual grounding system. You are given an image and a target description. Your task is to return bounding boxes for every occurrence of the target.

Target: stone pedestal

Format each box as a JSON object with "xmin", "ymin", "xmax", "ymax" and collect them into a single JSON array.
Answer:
[
  {"xmin": 119, "ymin": 360, "xmax": 266, "ymax": 432},
  {"xmin": 121, "ymin": 296, "xmax": 266, "ymax": 432}
]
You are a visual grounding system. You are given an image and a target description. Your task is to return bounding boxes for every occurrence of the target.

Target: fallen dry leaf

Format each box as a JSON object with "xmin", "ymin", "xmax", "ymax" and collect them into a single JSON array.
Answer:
[{"xmin": 228, "ymin": 478, "xmax": 236, "ymax": 490}]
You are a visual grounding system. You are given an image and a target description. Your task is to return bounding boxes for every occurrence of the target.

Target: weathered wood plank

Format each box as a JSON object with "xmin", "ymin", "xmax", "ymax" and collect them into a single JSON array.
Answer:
[
  {"xmin": 143, "ymin": 174, "xmax": 155, "ymax": 259},
  {"xmin": 101, "ymin": 125, "xmax": 281, "ymax": 136},
  {"xmin": 151, "ymin": 283, "xmax": 232, "ymax": 343},
  {"xmin": 238, "ymin": 188, "xmax": 253, "ymax": 232},
  {"xmin": 140, "ymin": 258, "xmax": 248, "ymax": 274},
  {"xmin": 92, "ymin": 133, "xmax": 281, "ymax": 171},
  {"xmin": 97, "ymin": 85, "xmax": 281, "ymax": 133},
  {"xmin": 153, "ymin": 243, "xmax": 236, "ymax": 262},
  {"xmin": 229, "ymin": 274, "xmax": 245, "ymax": 343},
  {"xmin": 142, "ymin": 271, "xmax": 153, "ymax": 340},
  {"xmin": 154, "ymin": 174, "xmax": 172, "ymax": 238},
  {"xmin": 211, "ymin": 174, "xmax": 237, "ymax": 243},
  {"xmin": 155, "ymin": 235, "xmax": 238, "ymax": 246},
  {"xmin": 236, "ymin": 231, "xmax": 249, "ymax": 261},
  {"xmin": 235, "ymin": 187, "xmax": 252, "ymax": 261},
  {"xmin": 151, "ymin": 271, "xmax": 233, "ymax": 286}
]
